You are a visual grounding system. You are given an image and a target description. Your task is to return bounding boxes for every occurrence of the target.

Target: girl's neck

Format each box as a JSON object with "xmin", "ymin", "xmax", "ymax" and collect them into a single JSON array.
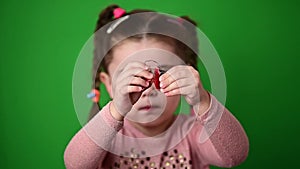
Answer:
[{"xmin": 129, "ymin": 115, "xmax": 176, "ymax": 137}]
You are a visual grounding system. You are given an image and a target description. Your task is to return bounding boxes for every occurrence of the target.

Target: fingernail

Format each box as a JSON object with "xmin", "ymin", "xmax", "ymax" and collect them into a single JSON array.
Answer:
[{"xmin": 160, "ymin": 82, "xmax": 163, "ymax": 88}]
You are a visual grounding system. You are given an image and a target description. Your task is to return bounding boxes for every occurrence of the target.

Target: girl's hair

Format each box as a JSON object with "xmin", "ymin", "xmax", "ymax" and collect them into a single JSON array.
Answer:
[{"xmin": 89, "ymin": 4, "xmax": 199, "ymax": 120}]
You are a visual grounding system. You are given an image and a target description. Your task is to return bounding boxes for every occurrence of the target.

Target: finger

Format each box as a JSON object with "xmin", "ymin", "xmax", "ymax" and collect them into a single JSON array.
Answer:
[
  {"xmin": 164, "ymin": 88, "xmax": 181, "ymax": 97},
  {"xmin": 164, "ymin": 85, "xmax": 195, "ymax": 97},
  {"xmin": 159, "ymin": 66, "xmax": 190, "ymax": 88},
  {"xmin": 165, "ymin": 65, "xmax": 196, "ymax": 80},
  {"xmin": 127, "ymin": 86, "xmax": 143, "ymax": 93},
  {"xmin": 159, "ymin": 72, "xmax": 175, "ymax": 89},
  {"xmin": 160, "ymin": 73, "xmax": 187, "ymax": 89},
  {"xmin": 118, "ymin": 68, "xmax": 153, "ymax": 84},
  {"xmin": 159, "ymin": 71, "xmax": 172, "ymax": 82},
  {"xmin": 134, "ymin": 69, "xmax": 153, "ymax": 80},
  {"xmin": 128, "ymin": 76, "xmax": 150, "ymax": 88},
  {"xmin": 161, "ymin": 78, "xmax": 191, "ymax": 93}
]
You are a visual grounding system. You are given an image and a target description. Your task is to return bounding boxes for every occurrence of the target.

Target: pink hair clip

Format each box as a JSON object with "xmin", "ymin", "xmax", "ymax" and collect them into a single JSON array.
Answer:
[
  {"xmin": 87, "ymin": 89, "xmax": 100, "ymax": 103},
  {"xmin": 177, "ymin": 17, "xmax": 184, "ymax": 24},
  {"xmin": 166, "ymin": 18, "xmax": 185, "ymax": 29},
  {"xmin": 113, "ymin": 7, "xmax": 126, "ymax": 19}
]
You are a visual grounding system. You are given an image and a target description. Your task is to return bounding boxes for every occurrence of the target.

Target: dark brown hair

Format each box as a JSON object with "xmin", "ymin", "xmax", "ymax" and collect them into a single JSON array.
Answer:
[{"xmin": 89, "ymin": 4, "xmax": 199, "ymax": 120}]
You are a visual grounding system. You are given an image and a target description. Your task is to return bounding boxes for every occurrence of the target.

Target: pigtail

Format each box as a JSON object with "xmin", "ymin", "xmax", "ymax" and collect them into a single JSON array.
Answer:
[
  {"xmin": 88, "ymin": 4, "xmax": 122, "ymax": 121},
  {"xmin": 88, "ymin": 51, "xmax": 101, "ymax": 121}
]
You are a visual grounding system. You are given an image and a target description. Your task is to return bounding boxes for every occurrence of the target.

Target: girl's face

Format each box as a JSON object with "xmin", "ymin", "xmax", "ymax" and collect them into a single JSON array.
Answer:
[{"xmin": 100, "ymin": 38, "xmax": 183, "ymax": 127}]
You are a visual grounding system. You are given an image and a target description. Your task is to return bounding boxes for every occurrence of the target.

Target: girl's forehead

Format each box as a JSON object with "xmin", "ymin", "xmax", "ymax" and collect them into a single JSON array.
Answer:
[
  {"xmin": 113, "ymin": 39, "xmax": 175, "ymax": 58},
  {"xmin": 109, "ymin": 40, "xmax": 183, "ymax": 72}
]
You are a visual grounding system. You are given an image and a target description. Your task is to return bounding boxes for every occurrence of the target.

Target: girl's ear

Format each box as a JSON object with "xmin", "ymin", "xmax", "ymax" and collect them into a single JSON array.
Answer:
[{"xmin": 99, "ymin": 72, "xmax": 113, "ymax": 98}]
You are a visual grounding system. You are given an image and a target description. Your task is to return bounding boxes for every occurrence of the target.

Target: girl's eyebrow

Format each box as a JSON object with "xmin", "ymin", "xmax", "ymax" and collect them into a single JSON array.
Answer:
[
  {"xmin": 159, "ymin": 65, "xmax": 173, "ymax": 69},
  {"xmin": 159, "ymin": 65, "xmax": 175, "ymax": 67},
  {"xmin": 159, "ymin": 64, "xmax": 184, "ymax": 69}
]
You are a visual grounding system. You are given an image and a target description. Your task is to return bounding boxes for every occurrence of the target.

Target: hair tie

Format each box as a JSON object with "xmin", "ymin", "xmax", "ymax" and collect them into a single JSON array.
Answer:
[
  {"xmin": 107, "ymin": 15, "xmax": 130, "ymax": 34},
  {"xmin": 113, "ymin": 7, "xmax": 126, "ymax": 19},
  {"xmin": 87, "ymin": 89, "xmax": 100, "ymax": 103}
]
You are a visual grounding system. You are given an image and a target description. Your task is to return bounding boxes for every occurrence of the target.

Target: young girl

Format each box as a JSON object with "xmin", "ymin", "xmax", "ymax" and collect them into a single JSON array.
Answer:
[{"xmin": 64, "ymin": 5, "xmax": 249, "ymax": 169}]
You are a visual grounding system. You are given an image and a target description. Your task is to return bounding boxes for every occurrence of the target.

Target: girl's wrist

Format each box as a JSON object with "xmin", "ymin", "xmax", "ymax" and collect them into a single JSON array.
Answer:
[
  {"xmin": 110, "ymin": 102, "xmax": 125, "ymax": 121},
  {"xmin": 200, "ymin": 89, "xmax": 210, "ymax": 104},
  {"xmin": 197, "ymin": 89, "xmax": 211, "ymax": 116}
]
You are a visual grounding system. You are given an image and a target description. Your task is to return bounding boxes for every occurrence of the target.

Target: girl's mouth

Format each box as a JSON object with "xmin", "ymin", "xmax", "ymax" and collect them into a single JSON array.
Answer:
[{"xmin": 139, "ymin": 105, "xmax": 152, "ymax": 111}]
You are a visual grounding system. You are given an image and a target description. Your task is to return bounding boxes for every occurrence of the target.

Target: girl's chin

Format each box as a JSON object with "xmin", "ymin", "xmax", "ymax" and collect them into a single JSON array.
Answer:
[{"xmin": 130, "ymin": 114, "xmax": 176, "ymax": 128}]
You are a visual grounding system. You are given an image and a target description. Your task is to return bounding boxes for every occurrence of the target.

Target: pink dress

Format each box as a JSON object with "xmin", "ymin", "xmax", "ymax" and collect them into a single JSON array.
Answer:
[{"xmin": 64, "ymin": 94, "xmax": 249, "ymax": 169}]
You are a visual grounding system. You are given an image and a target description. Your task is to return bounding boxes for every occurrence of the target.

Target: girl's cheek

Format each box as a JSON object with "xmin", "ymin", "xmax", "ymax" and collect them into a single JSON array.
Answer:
[{"xmin": 165, "ymin": 96, "xmax": 180, "ymax": 111}]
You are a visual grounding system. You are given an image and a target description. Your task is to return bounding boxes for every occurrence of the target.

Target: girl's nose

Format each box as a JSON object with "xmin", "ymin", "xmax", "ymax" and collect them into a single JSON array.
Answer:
[{"xmin": 142, "ymin": 83, "xmax": 158, "ymax": 97}]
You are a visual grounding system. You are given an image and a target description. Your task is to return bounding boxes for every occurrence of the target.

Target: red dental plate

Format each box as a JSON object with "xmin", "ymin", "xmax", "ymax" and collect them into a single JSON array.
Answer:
[{"xmin": 152, "ymin": 68, "xmax": 160, "ymax": 89}]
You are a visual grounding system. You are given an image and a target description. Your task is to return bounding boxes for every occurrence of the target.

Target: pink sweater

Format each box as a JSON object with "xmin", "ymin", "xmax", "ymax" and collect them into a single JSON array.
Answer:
[{"xmin": 64, "ymin": 94, "xmax": 249, "ymax": 169}]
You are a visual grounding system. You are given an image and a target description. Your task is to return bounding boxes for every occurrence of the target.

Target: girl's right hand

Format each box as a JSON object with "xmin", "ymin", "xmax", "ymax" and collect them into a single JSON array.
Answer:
[{"xmin": 111, "ymin": 62, "xmax": 153, "ymax": 119}]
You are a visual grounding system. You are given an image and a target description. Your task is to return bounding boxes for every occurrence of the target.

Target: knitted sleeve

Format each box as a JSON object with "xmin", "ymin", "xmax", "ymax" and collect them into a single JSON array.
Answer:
[
  {"xmin": 192, "ymin": 94, "xmax": 249, "ymax": 167},
  {"xmin": 64, "ymin": 102, "xmax": 123, "ymax": 169}
]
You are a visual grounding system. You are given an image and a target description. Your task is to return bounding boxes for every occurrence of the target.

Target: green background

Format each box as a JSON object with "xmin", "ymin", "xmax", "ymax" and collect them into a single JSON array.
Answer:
[{"xmin": 1, "ymin": 0, "xmax": 299, "ymax": 168}]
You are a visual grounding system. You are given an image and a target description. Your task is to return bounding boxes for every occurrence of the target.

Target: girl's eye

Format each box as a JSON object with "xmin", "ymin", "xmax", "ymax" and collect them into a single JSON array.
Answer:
[
  {"xmin": 159, "ymin": 69, "xmax": 167, "ymax": 75},
  {"xmin": 158, "ymin": 65, "xmax": 175, "ymax": 75}
]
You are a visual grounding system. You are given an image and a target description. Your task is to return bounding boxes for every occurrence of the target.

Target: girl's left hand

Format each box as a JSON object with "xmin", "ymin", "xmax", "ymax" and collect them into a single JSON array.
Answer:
[{"xmin": 159, "ymin": 65, "xmax": 209, "ymax": 108}]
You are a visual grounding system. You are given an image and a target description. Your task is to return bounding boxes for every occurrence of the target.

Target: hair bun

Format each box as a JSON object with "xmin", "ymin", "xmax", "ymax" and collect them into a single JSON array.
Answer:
[{"xmin": 95, "ymin": 4, "xmax": 120, "ymax": 31}]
